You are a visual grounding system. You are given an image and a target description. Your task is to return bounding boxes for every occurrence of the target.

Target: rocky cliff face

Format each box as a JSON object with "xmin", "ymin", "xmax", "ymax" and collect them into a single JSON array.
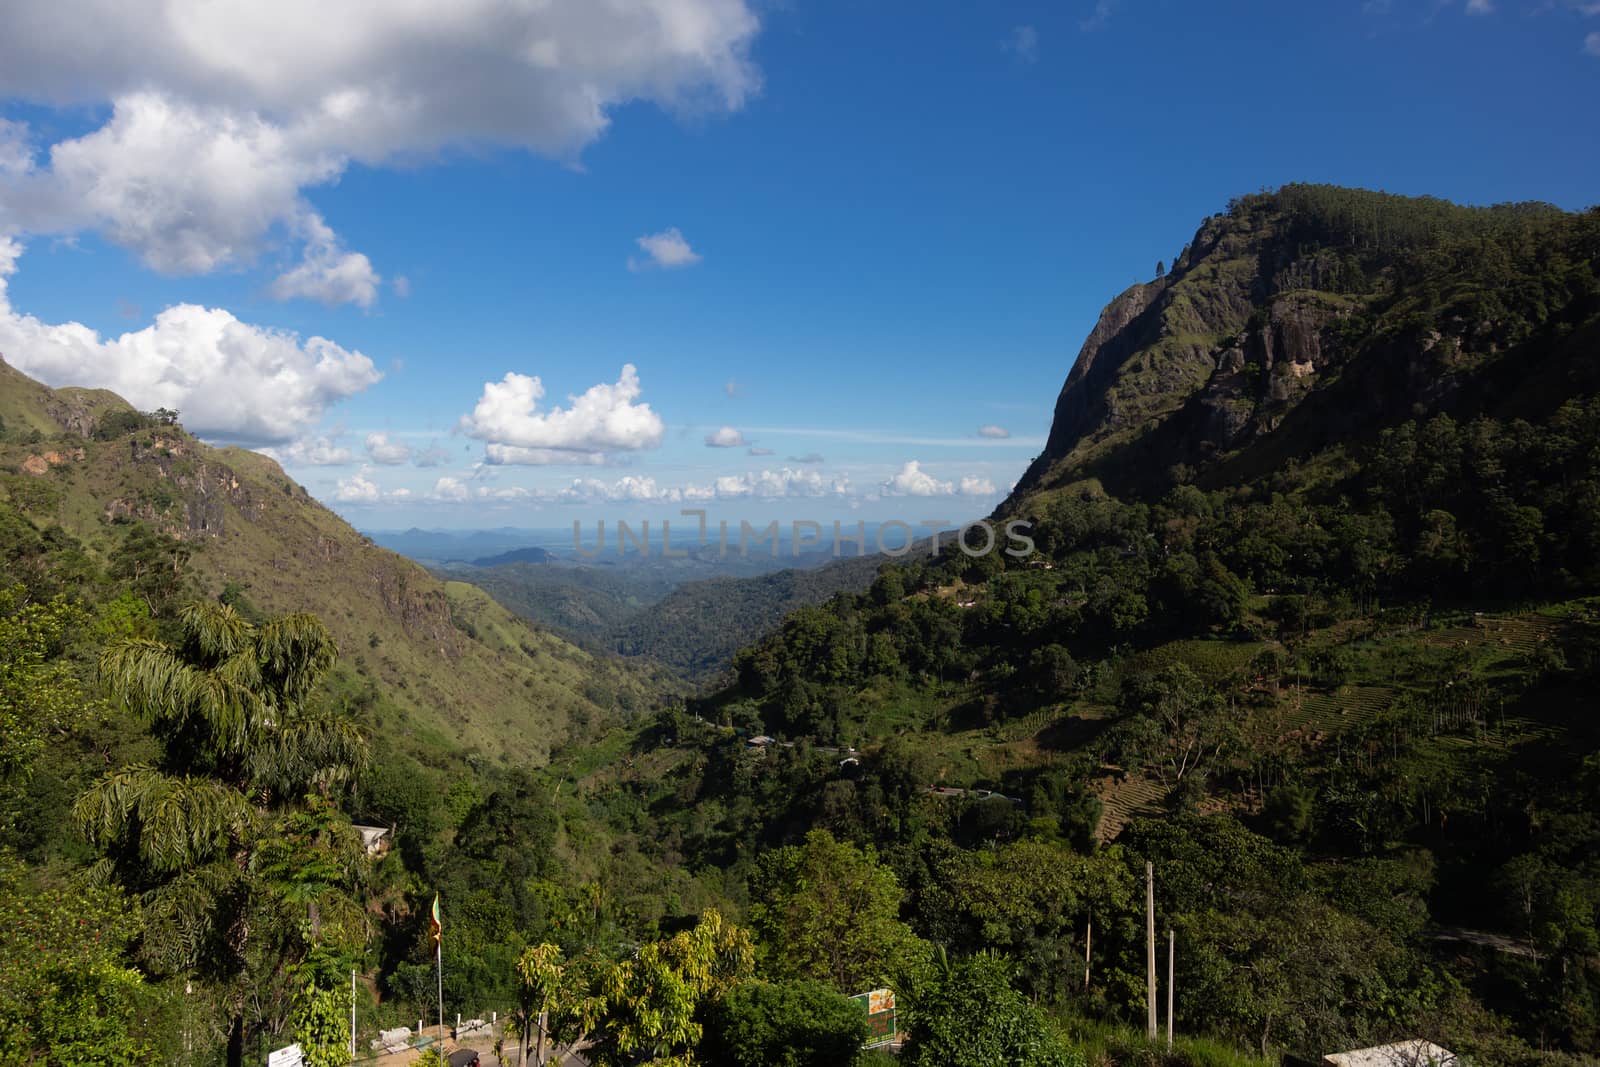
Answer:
[
  {"xmin": 1016, "ymin": 208, "xmax": 1277, "ymax": 495},
  {"xmin": 1009, "ymin": 186, "xmax": 1598, "ymax": 504}
]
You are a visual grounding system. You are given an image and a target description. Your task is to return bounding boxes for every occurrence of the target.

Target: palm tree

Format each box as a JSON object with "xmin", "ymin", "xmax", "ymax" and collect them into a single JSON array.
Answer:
[{"xmin": 74, "ymin": 601, "xmax": 368, "ymax": 1067}]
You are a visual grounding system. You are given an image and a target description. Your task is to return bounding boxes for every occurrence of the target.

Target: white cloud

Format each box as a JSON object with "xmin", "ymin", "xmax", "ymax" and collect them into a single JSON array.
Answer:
[
  {"xmin": 880, "ymin": 460, "xmax": 955, "ymax": 497},
  {"xmin": 552, "ymin": 466, "xmax": 845, "ymax": 504},
  {"xmin": 268, "ymin": 214, "xmax": 381, "ymax": 308},
  {"xmin": 559, "ymin": 475, "xmax": 673, "ymax": 503},
  {"xmin": 0, "ymin": 2, "xmax": 760, "ymax": 297},
  {"xmin": 1465, "ymin": 0, "xmax": 1493, "ymax": 13},
  {"xmin": 476, "ymin": 485, "xmax": 534, "ymax": 501},
  {"xmin": 335, "ymin": 471, "xmax": 381, "ymax": 502},
  {"xmin": 959, "ymin": 476, "xmax": 998, "ymax": 496},
  {"xmin": 629, "ymin": 227, "xmax": 702, "ymax": 271},
  {"xmin": 365, "ymin": 432, "xmax": 411, "ymax": 465},
  {"xmin": 459, "ymin": 363, "xmax": 665, "ymax": 463},
  {"xmin": 747, "ymin": 446, "xmax": 774, "ymax": 456},
  {"xmin": 412, "ymin": 443, "xmax": 453, "ymax": 468},
  {"xmin": 977, "ymin": 424, "xmax": 1010, "ymax": 439},
  {"xmin": 1082, "ymin": 0, "xmax": 1118, "ymax": 30},
  {"xmin": 431, "ymin": 476, "xmax": 470, "ymax": 502},
  {"xmin": 485, "ymin": 445, "xmax": 612, "ymax": 466},
  {"xmin": 715, "ymin": 467, "xmax": 848, "ymax": 499},
  {"xmin": 266, "ymin": 434, "xmax": 354, "ymax": 466},
  {"xmin": 705, "ymin": 425, "xmax": 745, "ymax": 447},
  {"xmin": 788, "ymin": 452, "xmax": 825, "ymax": 464},
  {"xmin": 0, "ymin": 238, "xmax": 381, "ymax": 442},
  {"xmin": 1587, "ymin": 31, "xmax": 1600, "ymax": 54},
  {"xmin": 1005, "ymin": 25, "xmax": 1039, "ymax": 63},
  {"xmin": 724, "ymin": 378, "xmax": 740, "ymax": 398}
]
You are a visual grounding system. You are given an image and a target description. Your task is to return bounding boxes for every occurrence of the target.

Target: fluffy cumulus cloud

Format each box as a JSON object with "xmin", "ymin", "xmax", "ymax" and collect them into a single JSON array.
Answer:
[
  {"xmin": 977, "ymin": 424, "xmax": 1010, "ymax": 439},
  {"xmin": 431, "ymin": 476, "xmax": 470, "ymax": 502},
  {"xmin": 560, "ymin": 475, "xmax": 674, "ymax": 503},
  {"xmin": 460, "ymin": 363, "xmax": 665, "ymax": 464},
  {"xmin": 879, "ymin": 461, "xmax": 995, "ymax": 497},
  {"xmin": 713, "ymin": 468, "xmax": 848, "ymax": 499},
  {"xmin": 0, "ymin": 0, "xmax": 760, "ymax": 301},
  {"xmin": 334, "ymin": 470, "xmax": 381, "ymax": 502},
  {"xmin": 364, "ymin": 432, "xmax": 411, "ymax": 465},
  {"xmin": 705, "ymin": 425, "xmax": 745, "ymax": 447},
  {"xmin": 267, "ymin": 215, "xmax": 381, "ymax": 308},
  {"xmin": 629, "ymin": 227, "xmax": 703, "ymax": 271},
  {"xmin": 551, "ymin": 466, "xmax": 846, "ymax": 504},
  {"xmin": 0, "ymin": 238, "xmax": 381, "ymax": 442},
  {"xmin": 880, "ymin": 460, "xmax": 954, "ymax": 497}
]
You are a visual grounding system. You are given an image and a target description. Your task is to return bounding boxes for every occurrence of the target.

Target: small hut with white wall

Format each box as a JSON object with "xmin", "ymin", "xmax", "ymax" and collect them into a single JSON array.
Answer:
[{"xmin": 1323, "ymin": 1040, "xmax": 1460, "ymax": 1067}]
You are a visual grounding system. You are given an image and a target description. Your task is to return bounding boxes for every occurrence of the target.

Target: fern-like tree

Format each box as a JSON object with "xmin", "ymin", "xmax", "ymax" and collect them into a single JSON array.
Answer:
[{"xmin": 74, "ymin": 601, "xmax": 368, "ymax": 1067}]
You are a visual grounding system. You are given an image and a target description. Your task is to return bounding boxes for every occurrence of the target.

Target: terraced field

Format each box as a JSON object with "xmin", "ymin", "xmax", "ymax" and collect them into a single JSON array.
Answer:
[
  {"xmin": 1423, "ymin": 614, "xmax": 1564, "ymax": 658},
  {"xmin": 1093, "ymin": 773, "xmax": 1167, "ymax": 843},
  {"xmin": 994, "ymin": 706, "xmax": 1069, "ymax": 742},
  {"xmin": 1274, "ymin": 684, "xmax": 1397, "ymax": 736}
]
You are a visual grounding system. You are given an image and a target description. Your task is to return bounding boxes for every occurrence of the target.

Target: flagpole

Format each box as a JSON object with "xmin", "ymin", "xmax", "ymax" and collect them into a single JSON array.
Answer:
[{"xmin": 434, "ymin": 894, "xmax": 445, "ymax": 1066}]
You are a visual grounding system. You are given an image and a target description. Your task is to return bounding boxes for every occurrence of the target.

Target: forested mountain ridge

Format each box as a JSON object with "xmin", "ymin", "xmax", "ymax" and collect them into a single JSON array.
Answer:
[
  {"xmin": 5, "ymin": 186, "xmax": 1600, "ymax": 1067},
  {"xmin": 1015, "ymin": 185, "xmax": 1599, "ymax": 500},
  {"xmin": 0, "ymin": 356, "xmax": 667, "ymax": 765},
  {"xmin": 624, "ymin": 186, "xmax": 1600, "ymax": 1062},
  {"xmin": 444, "ymin": 551, "xmax": 885, "ymax": 683}
]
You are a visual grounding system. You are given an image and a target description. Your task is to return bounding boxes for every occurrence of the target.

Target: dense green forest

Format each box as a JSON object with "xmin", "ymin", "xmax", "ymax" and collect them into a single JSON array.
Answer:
[
  {"xmin": 4, "ymin": 184, "xmax": 1600, "ymax": 1066},
  {"xmin": 433, "ymin": 552, "xmax": 882, "ymax": 684}
]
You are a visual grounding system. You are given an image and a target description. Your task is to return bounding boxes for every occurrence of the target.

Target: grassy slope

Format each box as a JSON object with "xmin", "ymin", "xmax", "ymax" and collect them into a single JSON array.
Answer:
[{"xmin": 0, "ymin": 365, "xmax": 671, "ymax": 765}]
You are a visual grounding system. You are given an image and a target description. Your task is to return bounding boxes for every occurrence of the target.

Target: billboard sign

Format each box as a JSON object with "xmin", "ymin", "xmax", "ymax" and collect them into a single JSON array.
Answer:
[
  {"xmin": 266, "ymin": 1045, "xmax": 304, "ymax": 1067},
  {"xmin": 850, "ymin": 988, "xmax": 897, "ymax": 1047}
]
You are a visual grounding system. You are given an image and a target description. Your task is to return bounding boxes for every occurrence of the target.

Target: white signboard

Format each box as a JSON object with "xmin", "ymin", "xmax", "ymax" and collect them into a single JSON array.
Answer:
[{"xmin": 267, "ymin": 1044, "xmax": 304, "ymax": 1067}]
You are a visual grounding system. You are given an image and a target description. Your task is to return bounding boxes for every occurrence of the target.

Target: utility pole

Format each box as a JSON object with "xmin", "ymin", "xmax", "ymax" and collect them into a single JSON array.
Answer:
[
  {"xmin": 1146, "ymin": 861, "xmax": 1157, "ymax": 1042},
  {"xmin": 1166, "ymin": 928, "xmax": 1175, "ymax": 1051},
  {"xmin": 350, "ymin": 970, "xmax": 357, "ymax": 1059},
  {"xmin": 1083, "ymin": 919, "xmax": 1092, "ymax": 992}
]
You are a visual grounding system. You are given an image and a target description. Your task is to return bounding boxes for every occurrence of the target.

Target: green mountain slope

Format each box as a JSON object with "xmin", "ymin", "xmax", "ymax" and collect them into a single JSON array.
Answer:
[
  {"xmin": 437, "ymin": 552, "xmax": 885, "ymax": 685},
  {"xmin": 593, "ymin": 186, "xmax": 1600, "ymax": 1062},
  {"xmin": 605, "ymin": 553, "xmax": 886, "ymax": 682},
  {"xmin": 0, "ymin": 358, "xmax": 667, "ymax": 765}
]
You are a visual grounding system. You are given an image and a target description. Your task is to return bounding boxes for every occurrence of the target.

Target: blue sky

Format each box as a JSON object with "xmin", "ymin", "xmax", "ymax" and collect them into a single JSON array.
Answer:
[{"xmin": 0, "ymin": 0, "xmax": 1595, "ymax": 529}]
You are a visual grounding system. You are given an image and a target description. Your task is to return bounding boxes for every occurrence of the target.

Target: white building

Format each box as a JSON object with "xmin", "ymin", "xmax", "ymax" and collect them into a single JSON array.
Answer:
[{"xmin": 1323, "ymin": 1040, "xmax": 1460, "ymax": 1067}]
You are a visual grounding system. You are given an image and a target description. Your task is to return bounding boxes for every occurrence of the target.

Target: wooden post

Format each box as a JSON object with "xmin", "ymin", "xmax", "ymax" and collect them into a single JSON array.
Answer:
[
  {"xmin": 1166, "ymin": 928, "xmax": 1175, "ymax": 1050},
  {"xmin": 1083, "ymin": 919, "xmax": 1092, "ymax": 992},
  {"xmin": 1146, "ymin": 861, "xmax": 1157, "ymax": 1042}
]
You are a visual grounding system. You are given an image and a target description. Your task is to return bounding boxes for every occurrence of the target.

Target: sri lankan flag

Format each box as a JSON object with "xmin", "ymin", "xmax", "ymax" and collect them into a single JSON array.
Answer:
[{"xmin": 429, "ymin": 894, "xmax": 442, "ymax": 947}]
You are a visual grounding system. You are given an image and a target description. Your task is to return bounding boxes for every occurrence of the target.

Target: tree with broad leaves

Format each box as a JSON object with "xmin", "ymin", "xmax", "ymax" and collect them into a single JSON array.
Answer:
[{"xmin": 74, "ymin": 600, "xmax": 367, "ymax": 1067}]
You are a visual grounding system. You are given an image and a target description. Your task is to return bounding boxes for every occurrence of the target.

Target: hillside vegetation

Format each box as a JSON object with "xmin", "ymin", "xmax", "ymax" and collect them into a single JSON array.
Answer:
[
  {"xmin": 436, "ymin": 549, "xmax": 885, "ymax": 684},
  {"xmin": 4, "ymin": 185, "xmax": 1599, "ymax": 1067},
  {"xmin": 585, "ymin": 186, "xmax": 1600, "ymax": 1063},
  {"xmin": 0, "ymin": 358, "xmax": 669, "ymax": 766}
]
